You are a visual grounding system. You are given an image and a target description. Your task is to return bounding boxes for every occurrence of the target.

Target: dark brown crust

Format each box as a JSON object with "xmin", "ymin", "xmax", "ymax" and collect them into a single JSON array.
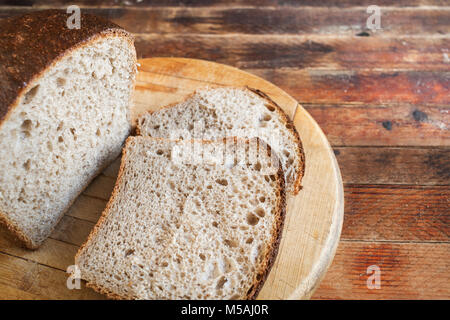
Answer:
[
  {"xmin": 0, "ymin": 213, "xmax": 36, "ymax": 249},
  {"xmin": 76, "ymin": 136, "xmax": 287, "ymax": 300},
  {"xmin": 0, "ymin": 10, "xmax": 135, "ymax": 249},
  {"xmin": 0, "ymin": 9, "xmax": 133, "ymax": 124},
  {"xmin": 136, "ymin": 86, "xmax": 305, "ymax": 195},
  {"xmin": 245, "ymin": 138, "xmax": 286, "ymax": 300}
]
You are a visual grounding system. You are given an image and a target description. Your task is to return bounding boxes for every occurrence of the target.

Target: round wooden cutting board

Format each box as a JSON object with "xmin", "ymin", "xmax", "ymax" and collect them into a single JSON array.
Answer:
[{"xmin": 132, "ymin": 57, "xmax": 344, "ymax": 299}]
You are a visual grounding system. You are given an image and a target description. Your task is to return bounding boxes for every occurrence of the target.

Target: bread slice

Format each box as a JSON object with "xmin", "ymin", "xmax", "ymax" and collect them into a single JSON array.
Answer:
[
  {"xmin": 137, "ymin": 87, "xmax": 305, "ymax": 195},
  {"xmin": 0, "ymin": 10, "xmax": 136, "ymax": 248},
  {"xmin": 75, "ymin": 136, "xmax": 286, "ymax": 299}
]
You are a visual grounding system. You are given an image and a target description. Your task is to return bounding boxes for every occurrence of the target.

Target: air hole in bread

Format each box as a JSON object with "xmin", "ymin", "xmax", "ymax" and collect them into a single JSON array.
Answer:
[
  {"xmin": 254, "ymin": 162, "xmax": 261, "ymax": 171},
  {"xmin": 96, "ymin": 128, "xmax": 101, "ymax": 136},
  {"xmin": 224, "ymin": 239, "xmax": 238, "ymax": 248},
  {"xmin": 124, "ymin": 249, "xmax": 135, "ymax": 257},
  {"xmin": 21, "ymin": 119, "xmax": 32, "ymax": 131},
  {"xmin": 255, "ymin": 208, "xmax": 265, "ymax": 218},
  {"xmin": 58, "ymin": 136, "xmax": 64, "ymax": 143},
  {"xmin": 262, "ymin": 114, "xmax": 272, "ymax": 121},
  {"xmin": 259, "ymin": 196, "xmax": 266, "ymax": 203},
  {"xmin": 199, "ymin": 253, "xmax": 206, "ymax": 261},
  {"xmin": 23, "ymin": 159, "xmax": 31, "ymax": 171},
  {"xmin": 283, "ymin": 150, "xmax": 290, "ymax": 157},
  {"xmin": 246, "ymin": 213, "xmax": 259, "ymax": 226},
  {"xmin": 216, "ymin": 276, "xmax": 227, "ymax": 290},
  {"xmin": 215, "ymin": 178, "xmax": 228, "ymax": 186},
  {"xmin": 161, "ymin": 261, "xmax": 168, "ymax": 267},
  {"xmin": 156, "ymin": 149, "xmax": 164, "ymax": 155},
  {"xmin": 212, "ymin": 221, "xmax": 218, "ymax": 228},
  {"xmin": 23, "ymin": 85, "xmax": 39, "ymax": 104},
  {"xmin": 57, "ymin": 121, "xmax": 64, "ymax": 131},
  {"xmin": 153, "ymin": 125, "xmax": 160, "ymax": 130},
  {"xmin": 56, "ymin": 77, "xmax": 66, "ymax": 87},
  {"xmin": 265, "ymin": 104, "xmax": 275, "ymax": 112},
  {"xmin": 246, "ymin": 237, "xmax": 254, "ymax": 244}
]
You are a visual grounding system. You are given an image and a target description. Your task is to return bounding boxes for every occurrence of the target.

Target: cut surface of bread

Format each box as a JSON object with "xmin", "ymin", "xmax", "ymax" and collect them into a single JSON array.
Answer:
[
  {"xmin": 0, "ymin": 11, "xmax": 136, "ymax": 248},
  {"xmin": 76, "ymin": 136, "xmax": 286, "ymax": 300},
  {"xmin": 137, "ymin": 87, "xmax": 304, "ymax": 194}
]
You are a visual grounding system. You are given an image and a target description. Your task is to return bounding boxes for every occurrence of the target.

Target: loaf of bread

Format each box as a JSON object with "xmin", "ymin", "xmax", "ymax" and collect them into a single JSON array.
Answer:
[
  {"xmin": 0, "ymin": 10, "xmax": 136, "ymax": 248},
  {"xmin": 137, "ymin": 87, "xmax": 304, "ymax": 195},
  {"xmin": 76, "ymin": 136, "xmax": 286, "ymax": 299}
]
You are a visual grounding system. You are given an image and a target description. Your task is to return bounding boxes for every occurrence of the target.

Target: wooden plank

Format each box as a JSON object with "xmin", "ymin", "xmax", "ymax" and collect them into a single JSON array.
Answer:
[
  {"xmin": 0, "ymin": 7, "xmax": 448, "ymax": 36},
  {"xmin": 250, "ymin": 69, "xmax": 450, "ymax": 106},
  {"xmin": 334, "ymin": 147, "xmax": 450, "ymax": 185},
  {"xmin": 1, "ymin": 0, "xmax": 447, "ymax": 8},
  {"xmin": 342, "ymin": 185, "xmax": 450, "ymax": 242},
  {"xmin": 0, "ymin": 224, "xmax": 77, "ymax": 271},
  {"xmin": 312, "ymin": 241, "xmax": 450, "ymax": 299},
  {"xmin": 101, "ymin": 156, "xmax": 121, "ymax": 179},
  {"xmin": 0, "ymin": 252, "xmax": 104, "ymax": 299},
  {"xmin": 305, "ymin": 104, "xmax": 450, "ymax": 147},
  {"xmin": 65, "ymin": 194, "xmax": 106, "ymax": 223},
  {"xmin": 0, "ymin": 283, "xmax": 40, "ymax": 300},
  {"xmin": 50, "ymin": 216, "xmax": 94, "ymax": 247},
  {"xmin": 82, "ymin": 174, "xmax": 116, "ymax": 201},
  {"xmin": 134, "ymin": 34, "xmax": 450, "ymax": 71}
]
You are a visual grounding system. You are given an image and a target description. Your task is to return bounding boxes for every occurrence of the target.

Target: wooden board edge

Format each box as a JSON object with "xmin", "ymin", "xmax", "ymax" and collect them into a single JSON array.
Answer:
[{"xmin": 288, "ymin": 104, "xmax": 344, "ymax": 299}]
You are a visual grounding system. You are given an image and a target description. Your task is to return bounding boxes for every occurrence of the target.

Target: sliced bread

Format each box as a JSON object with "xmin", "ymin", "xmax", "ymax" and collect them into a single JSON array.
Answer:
[
  {"xmin": 75, "ymin": 136, "xmax": 286, "ymax": 299},
  {"xmin": 0, "ymin": 10, "xmax": 137, "ymax": 248},
  {"xmin": 137, "ymin": 87, "xmax": 305, "ymax": 194}
]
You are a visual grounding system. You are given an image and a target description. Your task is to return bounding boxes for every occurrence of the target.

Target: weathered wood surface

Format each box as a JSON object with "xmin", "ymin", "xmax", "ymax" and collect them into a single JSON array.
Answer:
[
  {"xmin": 134, "ymin": 35, "xmax": 450, "ymax": 71},
  {"xmin": 0, "ymin": 2, "xmax": 448, "ymax": 300},
  {"xmin": 312, "ymin": 242, "xmax": 450, "ymax": 300},
  {"xmin": 1, "ymin": 6, "xmax": 449, "ymax": 36},
  {"xmin": 1, "ymin": 0, "xmax": 448, "ymax": 7}
]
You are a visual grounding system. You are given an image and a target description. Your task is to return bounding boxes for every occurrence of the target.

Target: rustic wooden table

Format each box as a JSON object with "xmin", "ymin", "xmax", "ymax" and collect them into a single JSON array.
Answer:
[{"xmin": 0, "ymin": 1, "xmax": 448, "ymax": 300}]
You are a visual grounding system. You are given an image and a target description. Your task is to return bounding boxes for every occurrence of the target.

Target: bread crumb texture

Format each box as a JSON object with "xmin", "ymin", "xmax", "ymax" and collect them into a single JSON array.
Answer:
[
  {"xmin": 76, "ymin": 137, "xmax": 285, "ymax": 300},
  {"xmin": 137, "ymin": 87, "xmax": 303, "ymax": 194}
]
